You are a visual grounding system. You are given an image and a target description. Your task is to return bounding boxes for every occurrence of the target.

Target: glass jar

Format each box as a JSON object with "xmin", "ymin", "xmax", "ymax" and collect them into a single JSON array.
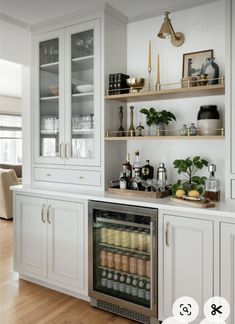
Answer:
[
  {"xmin": 137, "ymin": 256, "xmax": 146, "ymax": 276},
  {"xmin": 100, "ymin": 249, "xmax": 107, "ymax": 267},
  {"xmin": 180, "ymin": 124, "xmax": 188, "ymax": 136},
  {"xmin": 107, "ymin": 250, "xmax": 114, "ymax": 269},
  {"xmin": 189, "ymin": 123, "xmax": 197, "ymax": 136},
  {"xmin": 121, "ymin": 253, "xmax": 130, "ymax": 272}
]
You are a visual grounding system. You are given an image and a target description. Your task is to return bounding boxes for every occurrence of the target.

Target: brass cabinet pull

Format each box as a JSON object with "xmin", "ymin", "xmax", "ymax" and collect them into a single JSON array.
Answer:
[
  {"xmin": 65, "ymin": 143, "xmax": 70, "ymax": 159},
  {"xmin": 165, "ymin": 222, "xmax": 170, "ymax": 247},
  {"xmin": 47, "ymin": 205, "xmax": 52, "ymax": 224},
  {"xmin": 41, "ymin": 204, "xmax": 46, "ymax": 223},
  {"xmin": 59, "ymin": 143, "xmax": 65, "ymax": 159}
]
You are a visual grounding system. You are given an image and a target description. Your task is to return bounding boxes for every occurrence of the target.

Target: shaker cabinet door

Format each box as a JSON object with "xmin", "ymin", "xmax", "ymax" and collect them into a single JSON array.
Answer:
[
  {"xmin": 14, "ymin": 195, "xmax": 47, "ymax": 277},
  {"xmin": 47, "ymin": 199, "xmax": 87, "ymax": 294},
  {"xmin": 162, "ymin": 215, "xmax": 213, "ymax": 322},
  {"xmin": 220, "ymin": 223, "xmax": 235, "ymax": 324}
]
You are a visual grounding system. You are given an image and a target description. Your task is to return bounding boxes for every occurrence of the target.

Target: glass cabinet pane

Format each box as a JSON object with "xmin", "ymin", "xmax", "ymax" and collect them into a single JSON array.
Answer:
[
  {"xmin": 70, "ymin": 30, "xmax": 95, "ymax": 160},
  {"xmin": 39, "ymin": 38, "xmax": 60, "ymax": 157}
]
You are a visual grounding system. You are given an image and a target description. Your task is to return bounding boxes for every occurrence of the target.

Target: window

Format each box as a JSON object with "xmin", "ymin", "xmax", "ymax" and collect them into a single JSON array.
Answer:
[{"xmin": 0, "ymin": 114, "xmax": 22, "ymax": 164}]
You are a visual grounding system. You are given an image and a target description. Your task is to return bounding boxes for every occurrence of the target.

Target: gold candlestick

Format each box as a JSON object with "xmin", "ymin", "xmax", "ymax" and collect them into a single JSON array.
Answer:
[
  {"xmin": 156, "ymin": 53, "xmax": 161, "ymax": 91},
  {"xmin": 148, "ymin": 40, "xmax": 152, "ymax": 92}
]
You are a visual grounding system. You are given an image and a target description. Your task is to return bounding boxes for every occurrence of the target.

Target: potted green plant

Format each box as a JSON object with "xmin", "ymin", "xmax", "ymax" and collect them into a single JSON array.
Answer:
[
  {"xmin": 171, "ymin": 156, "xmax": 208, "ymax": 198},
  {"xmin": 140, "ymin": 107, "xmax": 176, "ymax": 136}
]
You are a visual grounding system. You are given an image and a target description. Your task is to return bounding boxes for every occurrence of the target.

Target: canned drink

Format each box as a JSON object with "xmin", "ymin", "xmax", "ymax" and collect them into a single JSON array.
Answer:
[
  {"xmin": 121, "ymin": 228, "xmax": 130, "ymax": 248},
  {"xmin": 114, "ymin": 252, "xmax": 122, "ymax": 270},
  {"xmin": 146, "ymin": 232, "xmax": 151, "ymax": 253},
  {"xmin": 100, "ymin": 249, "xmax": 107, "ymax": 267},
  {"xmin": 146, "ymin": 258, "xmax": 151, "ymax": 278},
  {"xmin": 107, "ymin": 250, "xmax": 114, "ymax": 269},
  {"xmin": 137, "ymin": 231, "xmax": 147, "ymax": 251},
  {"xmin": 114, "ymin": 228, "xmax": 122, "ymax": 246},
  {"xmin": 129, "ymin": 230, "xmax": 138, "ymax": 250},
  {"xmin": 137, "ymin": 256, "xmax": 146, "ymax": 276},
  {"xmin": 121, "ymin": 253, "xmax": 130, "ymax": 272},
  {"xmin": 107, "ymin": 226, "xmax": 115, "ymax": 245},
  {"xmin": 129, "ymin": 255, "xmax": 138, "ymax": 274},
  {"xmin": 100, "ymin": 226, "xmax": 107, "ymax": 243}
]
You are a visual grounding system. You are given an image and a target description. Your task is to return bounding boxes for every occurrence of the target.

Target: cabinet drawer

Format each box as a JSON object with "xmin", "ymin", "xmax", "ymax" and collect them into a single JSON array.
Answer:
[{"xmin": 34, "ymin": 168, "xmax": 101, "ymax": 187}]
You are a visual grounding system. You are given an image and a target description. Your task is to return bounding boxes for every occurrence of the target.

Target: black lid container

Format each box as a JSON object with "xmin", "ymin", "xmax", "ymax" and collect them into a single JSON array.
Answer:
[{"xmin": 197, "ymin": 105, "xmax": 220, "ymax": 120}]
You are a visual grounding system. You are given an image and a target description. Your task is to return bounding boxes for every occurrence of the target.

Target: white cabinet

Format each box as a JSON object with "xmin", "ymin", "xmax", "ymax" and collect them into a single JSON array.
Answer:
[
  {"xmin": 15, "ymin": 196, "xmax": 47, "ymax": 277},
  {"xmin": 160, "ymin": 214, "xmax": 213, "ymax": 321},
  {"xmin": 14, "ymin": 194, "xmax": 88, "ymax": 296},
  {"xmin": 221, "ymin": 223, "xmax": 235, "ymax": 324},
  {"xmin": 32, "ymin": 18, "xmax": 102, "ymax": 187}
]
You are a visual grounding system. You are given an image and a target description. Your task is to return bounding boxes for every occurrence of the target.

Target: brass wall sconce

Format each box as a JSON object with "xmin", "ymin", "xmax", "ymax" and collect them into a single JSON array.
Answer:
[{"xmin": 158, "ymin": 12, "xmax": 185, "ymax": 47}]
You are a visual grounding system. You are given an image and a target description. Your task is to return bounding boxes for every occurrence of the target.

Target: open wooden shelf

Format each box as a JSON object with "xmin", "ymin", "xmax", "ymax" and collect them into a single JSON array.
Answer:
[
  {"xmin": 105, "ymin": 135, "xmax": 225, "ymax": 141},
  {"xmin": 105, "ymin": 84, "xmax": 225, "ymax": 102}
]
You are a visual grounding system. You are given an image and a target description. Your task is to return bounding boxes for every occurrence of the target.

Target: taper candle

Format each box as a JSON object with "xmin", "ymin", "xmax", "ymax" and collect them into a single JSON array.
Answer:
[
  {"xmin": 157, "ymin": 53, "xmax": 160, "ymax": 84},
  {"xmin": 148, "ymin": 40, "xmax": 152, "ymax": 72}
]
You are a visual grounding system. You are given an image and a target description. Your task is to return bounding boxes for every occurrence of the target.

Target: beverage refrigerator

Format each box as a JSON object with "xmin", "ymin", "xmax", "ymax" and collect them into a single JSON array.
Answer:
[{"xmin": 88, "ymin": 201, "xmax": 158, "ymax": 324}]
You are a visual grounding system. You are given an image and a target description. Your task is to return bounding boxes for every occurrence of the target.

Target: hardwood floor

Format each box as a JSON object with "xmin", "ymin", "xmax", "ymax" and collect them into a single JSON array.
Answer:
[{"xmin": 0, "ymin": 219, "xmax": 135, "ymax": 324}]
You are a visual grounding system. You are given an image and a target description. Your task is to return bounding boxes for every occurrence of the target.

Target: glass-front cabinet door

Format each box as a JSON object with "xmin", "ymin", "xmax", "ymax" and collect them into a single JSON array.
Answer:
[
  {"xmin": 65, "ymin": 20, "xmax": 101, "ymax": 166},
  {"xmin": 34, "ymin": 30, "xmax": 65, "ymax": 164}
]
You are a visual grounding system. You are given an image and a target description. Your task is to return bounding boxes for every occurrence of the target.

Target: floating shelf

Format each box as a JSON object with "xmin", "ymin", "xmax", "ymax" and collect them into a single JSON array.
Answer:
[
  {"xmin": 40, "ymin": 62, "xmax": 59, "ymax": 74},
  {"xmin": 105, "ymin": 135, "xmax": 225, "ymax": 141},
  {"xmin": 72, "ymin": 55, "xmax": 94, "ymax": 62},
  {"xmin": 105, "ymin": 84, "xmax": 225, "ymax": 102},
  {"xmin": 72, "ymin": 92, "xmax": 94, "ymax": 98}
]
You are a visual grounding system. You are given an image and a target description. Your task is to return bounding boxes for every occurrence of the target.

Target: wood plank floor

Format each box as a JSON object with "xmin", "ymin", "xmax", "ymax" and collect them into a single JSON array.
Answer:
[{"xmin": 0, "ymin": 219, "xmax": 135, "ymax": 324}]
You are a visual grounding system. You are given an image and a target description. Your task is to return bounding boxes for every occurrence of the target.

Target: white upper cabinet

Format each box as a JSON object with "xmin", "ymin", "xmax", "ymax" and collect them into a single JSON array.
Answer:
[{"xmin": 33, "ymin": 19, "xmax": 101, "ymax": 168}]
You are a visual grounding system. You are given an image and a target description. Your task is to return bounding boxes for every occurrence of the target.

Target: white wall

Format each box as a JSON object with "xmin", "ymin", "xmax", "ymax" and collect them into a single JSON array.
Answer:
[
  {"xmin": 126, "ymin": 0, "xmax": 226, "ymax": 191},
  {"xmin": 0, "ymin": 96, "xmax": 21, "ymax": 114},
  {"xmin": 0, "ymin": 18, "xmax": 30, "ymax": 65}
]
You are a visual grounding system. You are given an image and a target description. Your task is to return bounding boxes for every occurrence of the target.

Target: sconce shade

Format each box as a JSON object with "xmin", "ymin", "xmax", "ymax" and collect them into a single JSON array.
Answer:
[{"xmin": 157, "ymin": 12, "xmax": 185, "ymax": 47}]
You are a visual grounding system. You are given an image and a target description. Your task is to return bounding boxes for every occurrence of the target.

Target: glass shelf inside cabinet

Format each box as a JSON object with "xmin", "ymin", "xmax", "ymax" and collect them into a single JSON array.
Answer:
[
  {"xmin": 70, "ymin": 29, "xmax": 95, "ymax": 160},
  {"xmin": 39, "ymin": 38, "xmax": 60, "ymax": 158}
]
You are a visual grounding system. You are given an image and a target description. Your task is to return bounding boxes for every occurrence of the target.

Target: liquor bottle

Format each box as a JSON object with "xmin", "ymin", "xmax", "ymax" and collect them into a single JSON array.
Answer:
[
  {"xmin": 133, "ymin": 151, "xmax": 141, "ymax": 173},
  {"xmin": 141, "ymin": 160, "xmax": 154, "ymax": 180},
  {"xmin": 157, "ymin": 163, "xmax": 167, "ymax": 191},
  {"xmin": 123, "ymin": 153, "xmax": 132, "ymax": 181},
  {"xmin": 101, "ymin": 270, "xmax": 107, "ymax": 287},
  {"xmin": 138, "ymin": 279, "xmax": 145, "ymax": 299},
  {"xmin": 204, "ymin": 164, "xmax": 220, "ymax": 202},
  {"xmin": 131, "ymin": 169, "xmax": 142, "ymax": 190},
  {"xmin": 119, "ymin": 172, "xmax": 128, "ymax": 190},
  {"xmin": 113, "ymin": 272, "xmax": 119, "ymax": 291},
  {"xmin": 145, "ymin": 280, "xmax": 151, "ymax": 301},
  {"xmin": 119, "ymin": 274, "xmax": 126, "ymax": 293},
  {"xmin": 131, "ymin": 277, "xmax": 138, "ymax": 297},
  {"xmin": 125, "ymin": 275, "xmax": 132, "ymax": 295},
  {"xmin": 107, "ymin": 271, "xmax": 113, "ymax": 289}
]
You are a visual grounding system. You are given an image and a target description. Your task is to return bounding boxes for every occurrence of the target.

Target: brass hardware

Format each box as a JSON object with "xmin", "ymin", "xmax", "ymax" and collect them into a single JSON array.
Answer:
[
  {"xmin": 65, "ymin": 143, "xmax": 70, "ymax": 159},
  {"xmin": 106, "ymin": 130, "xmax": 109, "ymax": 138},
  {"xmin": 221, "ymin": 128, "xmax": 225, "ymax": 136},
  {"xmin": 165, "ymin": 222, "xmax": 170, "ymax": 247},
  {"xmin": 47, "ymin": 205, "xmax": 52, "ymax": 224},
  {"xmin": 59, "ymin": 143, "xmax": 65, "ymax": 159},
  {"xmin": 158, "ymin": 12, "xmax": 185, "ymax": 47},
  {"xmin": 41, "ymin": 204, "xmax": 46, "ymax": 223},
  {"xmin": 156, "ymin": 83, "xmax": 161, "ymax": 91}
]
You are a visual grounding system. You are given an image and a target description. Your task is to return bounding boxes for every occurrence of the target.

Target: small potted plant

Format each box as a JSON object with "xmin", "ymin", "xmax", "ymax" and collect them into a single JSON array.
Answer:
[
  {"xmin": 140, "ymin": 107, "xmax": 176, "ymax": 136},
  {"xmin": 171, "ymin": 156, "xmax": 208, "ymax": 198}
]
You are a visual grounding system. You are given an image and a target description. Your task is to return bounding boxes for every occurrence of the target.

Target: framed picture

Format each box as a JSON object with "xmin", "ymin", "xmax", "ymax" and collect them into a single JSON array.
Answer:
[{"xmin": 182, "ymin": 49, "xmax": 213, "ymax": 78}]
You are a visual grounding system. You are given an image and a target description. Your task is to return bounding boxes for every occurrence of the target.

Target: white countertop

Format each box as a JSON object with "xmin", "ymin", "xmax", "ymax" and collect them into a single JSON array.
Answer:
[{"xmin": 11, "ymin": 185, "xmax": 235, "ymax": 219}]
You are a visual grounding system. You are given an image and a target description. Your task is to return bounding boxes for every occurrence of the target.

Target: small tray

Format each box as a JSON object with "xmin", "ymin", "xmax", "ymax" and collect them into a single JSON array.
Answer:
[
  {"xmin": 108, "ymin": 187, "xmax": 170, "ymax": 199},
  {"xmin": 171, "ymin": 197, "xmax": 216, "ymax": 208}
]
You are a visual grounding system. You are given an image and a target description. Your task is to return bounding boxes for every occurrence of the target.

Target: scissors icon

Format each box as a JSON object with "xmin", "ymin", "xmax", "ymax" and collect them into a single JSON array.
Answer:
[{"xmin": 211, "ymin": 304, "xmax": 223, "ymax": 315}]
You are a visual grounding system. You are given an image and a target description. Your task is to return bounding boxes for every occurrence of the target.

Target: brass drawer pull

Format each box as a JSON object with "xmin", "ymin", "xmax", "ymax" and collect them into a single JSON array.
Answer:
[{"xmin": 41, "ymin": 204, "xmax": 46, "ymax": 223}]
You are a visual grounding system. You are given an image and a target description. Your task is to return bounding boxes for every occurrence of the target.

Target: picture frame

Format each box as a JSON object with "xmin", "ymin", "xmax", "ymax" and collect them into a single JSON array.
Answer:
[{"xmin": 182, "ymin": 49, "xmax": 213, "ymax": 78}]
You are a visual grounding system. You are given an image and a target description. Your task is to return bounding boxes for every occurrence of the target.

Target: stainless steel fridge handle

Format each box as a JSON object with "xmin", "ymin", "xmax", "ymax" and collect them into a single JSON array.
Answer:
[{"xmin": 165, "ymin": 222, "xmax": 170, "ymax": 247}]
